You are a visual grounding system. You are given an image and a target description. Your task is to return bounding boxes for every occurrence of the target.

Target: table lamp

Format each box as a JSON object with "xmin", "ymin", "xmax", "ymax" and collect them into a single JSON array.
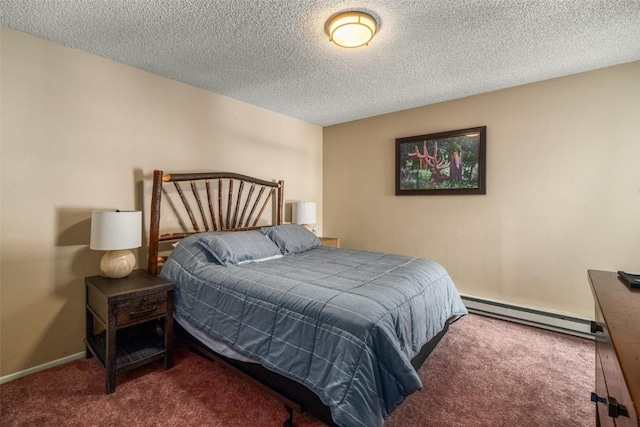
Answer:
[
  {"xmin": 90, "ymin": 210, "xmax": 142, "ymax": 278},
  {"xmin": 292, "ymin": 201, "xmax": 317, "ymax": 234}
]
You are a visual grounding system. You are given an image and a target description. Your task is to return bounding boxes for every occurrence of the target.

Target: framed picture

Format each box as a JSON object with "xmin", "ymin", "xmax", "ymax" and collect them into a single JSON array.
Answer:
[{"xmin": 396, "ymin": 126, "xmax": 486, "ymax": 195}]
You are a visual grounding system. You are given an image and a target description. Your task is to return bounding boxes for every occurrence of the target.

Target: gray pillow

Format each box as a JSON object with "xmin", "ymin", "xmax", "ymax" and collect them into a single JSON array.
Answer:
[
  {"xmin": 196, "ymin": 230, "xmax": 282, "ymax": 266},
  {"xmin": 261, "ymin": 224, "xmax": 322, "ymax": 255}
]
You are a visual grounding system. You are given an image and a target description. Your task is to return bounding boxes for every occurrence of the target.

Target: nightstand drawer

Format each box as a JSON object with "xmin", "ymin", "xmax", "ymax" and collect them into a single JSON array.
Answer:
[{"xmin": 116, "ymin": 293, "xmax": 167, "ymax": 327}]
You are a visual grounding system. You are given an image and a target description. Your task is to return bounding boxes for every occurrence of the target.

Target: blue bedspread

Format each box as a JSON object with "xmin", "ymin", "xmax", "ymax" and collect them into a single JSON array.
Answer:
[{"xmin": 161, "ymin": 238, "xmax": 467, "ymax": 427}]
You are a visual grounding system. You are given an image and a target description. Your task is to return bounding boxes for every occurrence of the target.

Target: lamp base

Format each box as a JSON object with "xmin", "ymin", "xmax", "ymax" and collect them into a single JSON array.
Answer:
[
  {"xmin": 100, "ymin": 249, "xmax": 136, "ymax": 279},
  {"xmin": 302, "ymin": 224, "xmax": 317, "ymax": 235}
]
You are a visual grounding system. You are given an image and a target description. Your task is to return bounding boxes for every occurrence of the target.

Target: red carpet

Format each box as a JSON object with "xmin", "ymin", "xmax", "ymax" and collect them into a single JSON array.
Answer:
[{"xmin": 0, "ymin": 314, "xmax": 594, "ymax": 426}]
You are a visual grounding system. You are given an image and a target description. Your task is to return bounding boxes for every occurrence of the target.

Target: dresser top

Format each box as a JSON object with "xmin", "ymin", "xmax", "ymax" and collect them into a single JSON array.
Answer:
[{"xmin": 589, "ymin": 270, "xmax": 640, "ymax": 341}]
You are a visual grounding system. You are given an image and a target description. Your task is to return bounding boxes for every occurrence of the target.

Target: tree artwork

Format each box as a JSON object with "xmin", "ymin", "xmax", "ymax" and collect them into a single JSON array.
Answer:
[
  {"xmin": 395, "ymin": 126, "xmax": 486, "ymax": 195},
  {"xmin": 408, "ymin": 141, "xmax": 452, "ymax": 183}
]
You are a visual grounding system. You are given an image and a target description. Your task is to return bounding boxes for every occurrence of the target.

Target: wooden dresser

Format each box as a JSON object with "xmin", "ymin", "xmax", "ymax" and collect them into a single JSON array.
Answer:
[{"xmin": 589, "ymin": 270, "xmax": 639, "ymax": 427}]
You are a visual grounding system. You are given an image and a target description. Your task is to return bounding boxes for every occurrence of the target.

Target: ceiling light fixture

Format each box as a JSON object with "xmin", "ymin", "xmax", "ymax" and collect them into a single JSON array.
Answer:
[{"xmin": 327, "ymin": 11, "xmax": 377, "ymax": 48}]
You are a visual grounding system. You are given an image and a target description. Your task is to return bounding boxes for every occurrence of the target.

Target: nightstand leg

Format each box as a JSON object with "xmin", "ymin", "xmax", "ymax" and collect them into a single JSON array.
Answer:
[
  {"xmin": 164, "ymin": 291, "xmax": 174, "ymax": 369},
  {"xmin": 106, "ymin": 309, "xmax": 117, "ymax": 394},
  {"xmin": 85, "ymin": 309, "xmax": 93, "ymax": 359}
]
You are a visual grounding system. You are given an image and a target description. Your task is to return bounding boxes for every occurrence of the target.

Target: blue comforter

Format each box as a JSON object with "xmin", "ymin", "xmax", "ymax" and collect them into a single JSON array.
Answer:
[{"xmin": 161, "ymin": 238, "xmax": 467, "ymax": 427}]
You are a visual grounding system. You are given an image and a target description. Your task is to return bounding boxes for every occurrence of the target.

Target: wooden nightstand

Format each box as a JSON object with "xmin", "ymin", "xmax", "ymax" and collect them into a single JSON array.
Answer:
[
  {"xmin": 85, "ymin": 269, "xmax": 174, "ymax": 394},
  {"xmin": 319, "ymin": 237, "xmax": 340, "ymax": 248}
]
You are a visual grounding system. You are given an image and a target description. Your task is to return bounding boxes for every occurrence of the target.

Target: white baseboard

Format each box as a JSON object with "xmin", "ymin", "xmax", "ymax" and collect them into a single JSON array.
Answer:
[
  {"xmin": 0, "ymin": 351, "xmax": 86, "ymax": 385},
  {"xmin": 461, "ymin": 295, "xmax": 593, "ymax": 339}
]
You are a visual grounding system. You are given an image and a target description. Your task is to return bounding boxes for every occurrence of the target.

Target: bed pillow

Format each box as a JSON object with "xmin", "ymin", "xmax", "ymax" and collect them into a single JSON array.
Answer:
[
  {"xmin": 261, "ymin": 224, "xmax": 322, "ymax": 255},
  {"xmin": 196, "ymin": 230, "xmax": 283, "ymax": 266}
]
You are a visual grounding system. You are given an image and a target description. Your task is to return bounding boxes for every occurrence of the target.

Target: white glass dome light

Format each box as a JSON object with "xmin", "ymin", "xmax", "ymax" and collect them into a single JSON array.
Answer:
[{"xmin": 328, "ymin": 11, "xmax": 377, "ymax": 48}]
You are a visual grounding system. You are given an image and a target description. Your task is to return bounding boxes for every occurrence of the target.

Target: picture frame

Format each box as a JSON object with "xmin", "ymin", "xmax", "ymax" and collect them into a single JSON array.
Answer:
[{"xmin": 395, "ymin": 126, "xmax": 486, "ymax": 195}]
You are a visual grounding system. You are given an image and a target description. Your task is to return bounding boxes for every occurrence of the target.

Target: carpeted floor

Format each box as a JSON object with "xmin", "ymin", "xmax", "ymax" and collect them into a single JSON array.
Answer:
[{"xmin": 0, "ymin": 314, "xmax": 595, "ymax": 426}]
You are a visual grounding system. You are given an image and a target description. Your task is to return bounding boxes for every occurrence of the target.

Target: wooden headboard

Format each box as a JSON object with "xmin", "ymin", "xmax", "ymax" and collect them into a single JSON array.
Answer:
[{"xmin": 147, "ymin": 170, "xmax": 284, "ymax": 275}]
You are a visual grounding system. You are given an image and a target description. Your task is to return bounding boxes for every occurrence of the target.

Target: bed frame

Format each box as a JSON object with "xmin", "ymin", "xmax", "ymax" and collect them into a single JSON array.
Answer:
[
  {"xmin": 147, "ymin": 169, "xmax": 450, "ymax": 427},
  {"xmin": 147, "ymin": 170, "xmax": 284, "ymax": 275}
]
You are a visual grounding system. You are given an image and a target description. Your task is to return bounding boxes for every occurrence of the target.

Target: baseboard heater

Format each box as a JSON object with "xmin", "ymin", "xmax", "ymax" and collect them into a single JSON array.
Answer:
[{"xmin": 461, "ymin": 295, "xmax": 593, "ymax": 339}]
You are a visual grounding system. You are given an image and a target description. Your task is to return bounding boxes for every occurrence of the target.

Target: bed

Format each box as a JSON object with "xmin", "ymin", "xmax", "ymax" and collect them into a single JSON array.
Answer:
[{"xmin": 147, "ymin": 170, "xmax": 468, "ymax": 427}]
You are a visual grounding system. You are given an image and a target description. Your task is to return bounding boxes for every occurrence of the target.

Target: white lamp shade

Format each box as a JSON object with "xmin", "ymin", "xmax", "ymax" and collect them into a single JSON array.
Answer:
[
  {"xmin": 90, "ymin": 210, "xmax": 142, "ymax": 250},
  {"xmin": 292, "ymin": 202, "xmax": 317, "ymax": 225}
]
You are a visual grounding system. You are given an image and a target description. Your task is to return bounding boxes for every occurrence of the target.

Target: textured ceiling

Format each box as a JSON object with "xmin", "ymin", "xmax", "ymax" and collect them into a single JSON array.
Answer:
[{"xmin": 1, "ymin": 1, "xmax": 639, "ymax": 126}]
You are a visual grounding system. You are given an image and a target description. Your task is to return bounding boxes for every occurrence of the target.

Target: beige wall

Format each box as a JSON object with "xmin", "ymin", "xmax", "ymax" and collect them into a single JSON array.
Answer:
[
  {"xmin": 1, "ymin": 26, "xmax": 638, "ymax": 379},
  {"xmin": 0, "ymin": 28, "xmax": 323, "ymax": 377},
  {"xmin": 323, "ymin": 62, "xmax": 640, "ymax": 319}
]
